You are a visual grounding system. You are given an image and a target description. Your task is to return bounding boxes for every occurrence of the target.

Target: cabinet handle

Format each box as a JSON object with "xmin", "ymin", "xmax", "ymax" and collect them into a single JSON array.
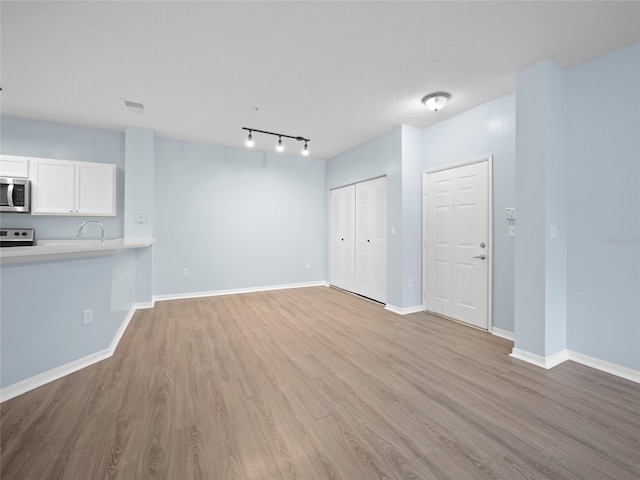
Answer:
[{"xmin": 367, "ymin": 239, "xmax": 370, "ymax": 243}]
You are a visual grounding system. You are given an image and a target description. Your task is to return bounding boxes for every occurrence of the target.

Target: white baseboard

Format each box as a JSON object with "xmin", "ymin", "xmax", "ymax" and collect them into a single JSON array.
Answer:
[
  {"xmin": 567, "ymin": 350, "xmax": 640, "ymax": 384},
  {"xmin": 134, "ymin": 301, "xmax": 155, "ymax": 309},
  {"xmin": 1, "ymin": 305, "xmax": 138, "ymax": 403},
  {"xmin": 153, "ymin": 281, "xmax": 328, "ymax": 302},
  {"xmin": 491, "ymin": 327, "xmax": 514, "ymax": 341},
  {"xmin": 384, "ymin": 304, "xmax": 424, "ymax": 315},
  {"xmin": 510, "ymin": 347, "xmax": 639, "ymax": 383},
  {"xmin": 509, "ymin": 348, "xmax": 568, "ymax": 369}
]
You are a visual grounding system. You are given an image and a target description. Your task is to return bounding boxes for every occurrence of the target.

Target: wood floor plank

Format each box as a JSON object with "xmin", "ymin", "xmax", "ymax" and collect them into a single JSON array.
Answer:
[{"xmin": 2, "ymin": 286, "xmax": 639, "ymax": 479}]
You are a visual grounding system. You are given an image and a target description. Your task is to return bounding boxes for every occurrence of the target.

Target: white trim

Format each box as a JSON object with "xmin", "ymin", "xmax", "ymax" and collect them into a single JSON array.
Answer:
[
  {"xmin": 134, "ymin": 301, "xmax": 155, "ymax": 309},
  {"xmin": 491, "ymin": 327, "xmax": 514, "ymax": 341},
  {"xmin": 487, "ymin": 155, "xmax": 493, "ymax": 332},
  {"xmin": 153, "ymin": 281, "xmax": 329, "ymax": 302},
  {"xmin": 423, "ymin": 154, "xmax": 493, "ymax": 175},
  {"xmin": 509, "ymin": 348, "xmax": 568, "ymax": 369},
  {"xmin": 1, "ymin": 304, "xmax": 138, "ymax": 403},
  {"xmin": 385, "ymin": 304, "xmax": 424, "ymax": 315},
  {"xmin": 422, "ymin": 155, "xmax": 493, "ymax": 331},
  {"xmin": 509, "ymin": 347, "xmax": 640, "ymax": 383},
  {"xmin": 567, "ymin": 350, "xmax": 640, "ymax": 384}
]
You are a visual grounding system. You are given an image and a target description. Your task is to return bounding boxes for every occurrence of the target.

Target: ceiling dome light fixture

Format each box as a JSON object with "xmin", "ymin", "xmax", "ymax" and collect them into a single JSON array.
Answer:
[
  {"xmin": 242, "ymin": 127, "xmax": 310, "ymax": 157},
  {"xmin": 422, "ymin": 92, "xmax": 451, "ymax": 112}
]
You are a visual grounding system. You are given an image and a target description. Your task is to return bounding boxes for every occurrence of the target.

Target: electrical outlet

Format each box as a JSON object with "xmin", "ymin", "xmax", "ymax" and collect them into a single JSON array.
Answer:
[
  {"xmin": 83, "ymin": 309, "xmax": 93, "ymax": 325},
  {"xmin": 408, "ymin": 278, "xmax": 413, "ymax": 288},
  {"xmin": 182, "ymin": 268, "xmax": 189, "ymax": 277}
]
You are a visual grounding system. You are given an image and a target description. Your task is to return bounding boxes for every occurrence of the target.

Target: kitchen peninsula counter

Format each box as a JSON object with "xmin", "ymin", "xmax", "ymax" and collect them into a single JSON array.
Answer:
[{"xmin": 0, "ymin": 238, "xmax": 155, "ymax": 265}]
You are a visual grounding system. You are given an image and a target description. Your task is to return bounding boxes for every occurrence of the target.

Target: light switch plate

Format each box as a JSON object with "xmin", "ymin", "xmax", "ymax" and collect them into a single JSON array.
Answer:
[
  {"xmin": 550, "ymin": 225, "xmax": 558, "ymax": 238},
  {"xmin": 135, "ymin": 212, "xmax": 146, "ymax": 224},
  {"xmin": 506, "ymin": 208, "xmax": 516, "ymax": 220},
  {"xmin": 509, "ymin": 225, "xmax": 516, "ymax": 237}
]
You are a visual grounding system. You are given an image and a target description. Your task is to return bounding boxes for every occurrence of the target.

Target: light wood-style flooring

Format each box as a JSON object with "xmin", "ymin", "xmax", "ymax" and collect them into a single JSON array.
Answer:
[{"xmin": 2, "ymin": 286, "xmax": 639, "ymax": 479}]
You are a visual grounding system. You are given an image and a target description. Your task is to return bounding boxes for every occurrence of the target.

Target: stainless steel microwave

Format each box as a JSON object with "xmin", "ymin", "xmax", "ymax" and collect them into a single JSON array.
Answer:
[{"xmin": 0, "ymin": 177, "xmax": 30, "ymax": 213}]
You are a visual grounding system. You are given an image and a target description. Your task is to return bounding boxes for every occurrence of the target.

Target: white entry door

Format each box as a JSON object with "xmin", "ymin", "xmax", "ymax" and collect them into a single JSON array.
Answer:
[{"xmin": 423, "ymin": 159, "xmax": 490, "ymax": 329}]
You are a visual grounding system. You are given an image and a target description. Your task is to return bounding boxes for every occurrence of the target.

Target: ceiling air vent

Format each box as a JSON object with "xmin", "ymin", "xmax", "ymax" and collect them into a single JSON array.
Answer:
[{"xmin": 123, "ymin": 99, "xmax": 145, "ymax": 114}]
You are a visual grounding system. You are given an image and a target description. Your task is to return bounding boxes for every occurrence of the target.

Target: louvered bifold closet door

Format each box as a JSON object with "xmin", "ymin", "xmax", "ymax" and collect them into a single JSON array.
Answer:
[
  {"xmin": 330, "ymin": 184, "xmax": 356, "ymax": 292},
  {"xmin": 355, "ymin": 177, "xmax": 387, "ymax": 303}
]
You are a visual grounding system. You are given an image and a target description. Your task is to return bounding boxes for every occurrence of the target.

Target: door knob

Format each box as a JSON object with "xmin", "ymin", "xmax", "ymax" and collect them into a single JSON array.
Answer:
[{"xmin": 472, "ymin": 255, "xmax": 486, "ymax": 260}]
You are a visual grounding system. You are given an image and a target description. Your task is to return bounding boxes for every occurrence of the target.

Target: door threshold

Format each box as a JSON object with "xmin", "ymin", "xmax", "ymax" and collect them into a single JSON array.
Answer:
[
  {"xmin": 329, "ymin": 285, "xmax": 385, "ymax": 306},
  {"xmin": 424, "ymin": 309, "xmax": 488, "ymax": 332}
]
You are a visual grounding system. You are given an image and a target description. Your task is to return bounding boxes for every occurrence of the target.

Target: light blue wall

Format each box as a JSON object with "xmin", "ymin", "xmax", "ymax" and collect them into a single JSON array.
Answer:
[
  {"xmin": 325, "ymin": 127, "xmax": 404, "ymax": 306},
  {"xmin": 543, "ymin": 61, "xmax": 568, "ymax": 357},
  {"xmin": 566, "ymin": 42, "xmax": 640, "ymax": 370},
  {"xmin": 400, "ymin": 125, "xmax": 423, "ymax": 307},
  {"xmin": 422, "ymin": 94, "xmax": 516, "ymax": 332},
  {"xmin": 0, "ymin": 250, "xmax": 138, "ymax": 388},
  {"xmin": 124, "ymin": 127, "xmax": 154, "ymax": 239},
  {"xmin": 514, "ymin": 60, "xmax": 568, "ymax": 357},
  {"xmin": 0, "ymin": 116, "xmax": 125, "ymax": 239},
  {"xmin": 153, "ymin": 137, "xmax": 326, "ymax": 296}
]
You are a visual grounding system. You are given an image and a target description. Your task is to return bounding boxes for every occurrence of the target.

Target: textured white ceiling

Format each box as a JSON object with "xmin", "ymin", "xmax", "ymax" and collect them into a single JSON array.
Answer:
[{"xmin": 2, "ymin": 1, "xmax": 639, "ymax": 159}]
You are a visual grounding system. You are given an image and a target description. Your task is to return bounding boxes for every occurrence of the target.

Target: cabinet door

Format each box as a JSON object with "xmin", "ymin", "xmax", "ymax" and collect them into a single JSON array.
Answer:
[
  {"xmin": 330, "ymin": 184, "xmax": 356, "ymax": 292},
  {"xmin": 30, "ymin": 159, "xmax": 76, "ymax": 215},
  {"xmin": 0, "ymin": 155, "xmax": 29, "ymax": 178},
  {"xmin": 76, "ymin": 162, "xmax": 116, "ymax": 215},
  {"xmin": 355, "ymin": 177, "xmax": 386, "ymax": 303}
]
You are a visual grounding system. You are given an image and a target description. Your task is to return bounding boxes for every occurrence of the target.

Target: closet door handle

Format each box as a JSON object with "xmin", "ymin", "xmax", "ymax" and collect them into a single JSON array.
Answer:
[{"xmin": 472, "ymin": 255, "xmax": 486, "ymax": 260}]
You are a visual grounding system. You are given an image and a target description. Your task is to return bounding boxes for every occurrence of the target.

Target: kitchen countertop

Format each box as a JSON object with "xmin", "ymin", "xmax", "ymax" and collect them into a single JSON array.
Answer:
[{"xmin": 0, "ymin": 238, "xmax": 155, "ymax": 265}]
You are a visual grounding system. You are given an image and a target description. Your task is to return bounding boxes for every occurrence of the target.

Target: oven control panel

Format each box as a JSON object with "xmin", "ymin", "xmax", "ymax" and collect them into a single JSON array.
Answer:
[{"xmin": 0, "ymin": 228, "xmax": 35, "ymax": 247}]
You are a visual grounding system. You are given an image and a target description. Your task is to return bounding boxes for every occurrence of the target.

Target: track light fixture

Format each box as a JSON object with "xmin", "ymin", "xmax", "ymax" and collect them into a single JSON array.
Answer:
[{"xmin": 242, "ymin": 127, "xmax": 310, "ymax": 156}]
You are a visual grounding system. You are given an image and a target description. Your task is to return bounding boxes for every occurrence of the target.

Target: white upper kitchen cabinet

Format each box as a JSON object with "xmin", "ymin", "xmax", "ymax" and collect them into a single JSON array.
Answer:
[
  {"xmin": 75, "ymin": 162, "xmax": 116, "ymax": 215},
  {"xmin": 0, "ymin": 154, "xmax": 30, "ymax": 178},
  {"xmin": 30, "ymin": 158, "xmax": 116, "ymax": 216}
]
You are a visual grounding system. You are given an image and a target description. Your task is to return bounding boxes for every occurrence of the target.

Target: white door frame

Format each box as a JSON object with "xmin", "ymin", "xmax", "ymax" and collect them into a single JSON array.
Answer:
[{"xmin": 422, "ymin": 154, "xmax": 493, "ymax": 330}]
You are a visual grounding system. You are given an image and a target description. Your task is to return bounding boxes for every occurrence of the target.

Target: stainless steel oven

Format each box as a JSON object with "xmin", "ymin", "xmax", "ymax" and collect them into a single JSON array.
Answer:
[{"xmin": 0, "ymin": 177, "xmax": 30, "ymax": 213}]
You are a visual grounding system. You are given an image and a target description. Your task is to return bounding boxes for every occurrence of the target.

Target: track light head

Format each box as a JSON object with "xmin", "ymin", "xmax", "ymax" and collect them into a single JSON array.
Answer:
[{"xmin": 242, "ymin": 128, "xmax": 310, "ymax": 156}]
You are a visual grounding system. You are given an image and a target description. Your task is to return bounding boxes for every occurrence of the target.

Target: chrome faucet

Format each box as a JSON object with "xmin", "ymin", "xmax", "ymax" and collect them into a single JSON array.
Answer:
[{"xmin": 77, "ymin": 220, "xmax": 105, "ymax": 246}]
